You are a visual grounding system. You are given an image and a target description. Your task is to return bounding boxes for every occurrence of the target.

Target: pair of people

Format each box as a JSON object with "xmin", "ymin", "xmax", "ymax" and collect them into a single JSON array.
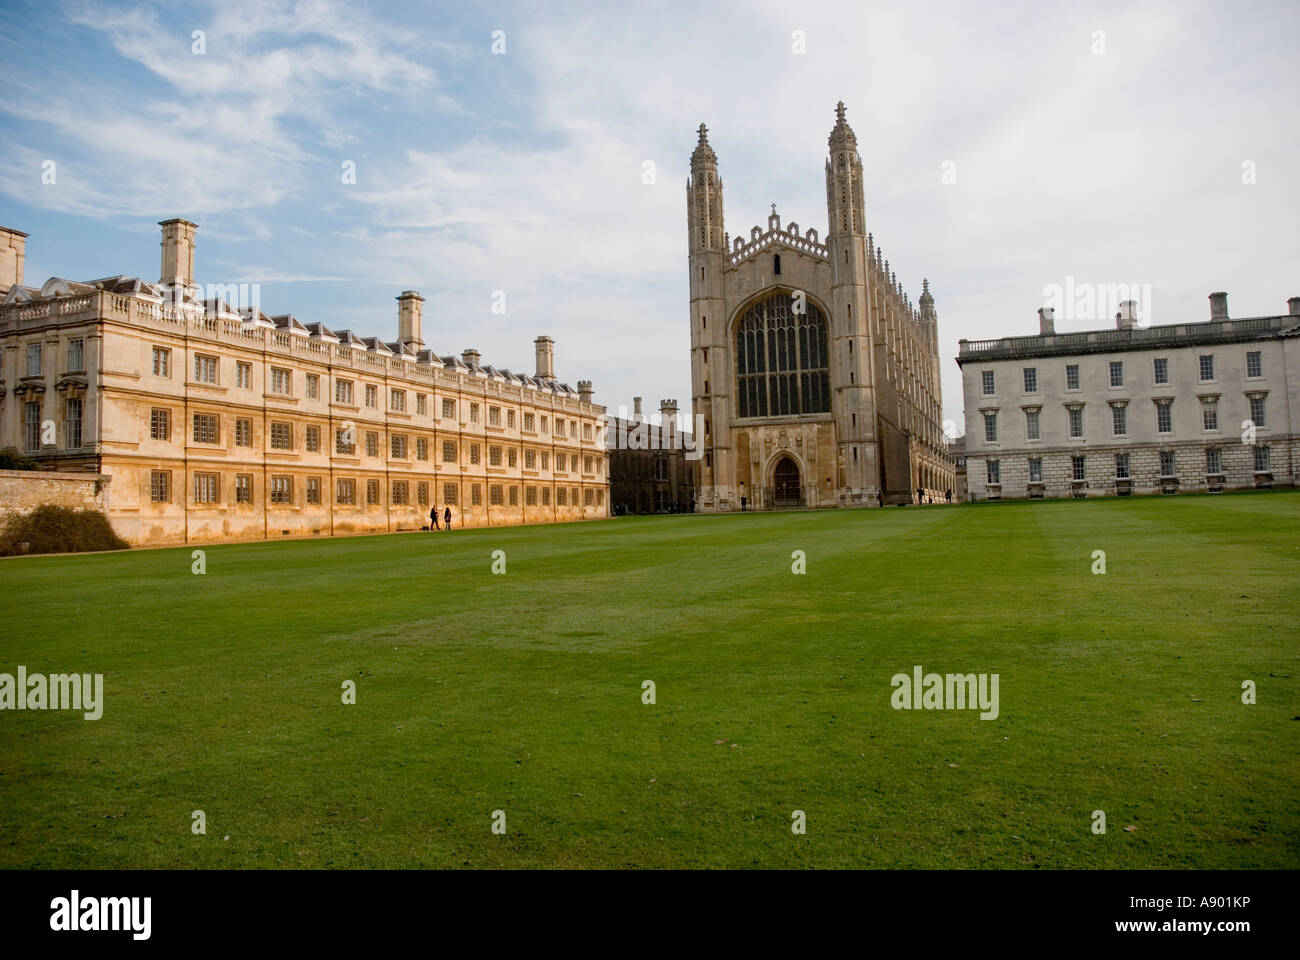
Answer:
[{"xmin": 429, "ymin": 506, "xmax": 452, "ymax": 531}]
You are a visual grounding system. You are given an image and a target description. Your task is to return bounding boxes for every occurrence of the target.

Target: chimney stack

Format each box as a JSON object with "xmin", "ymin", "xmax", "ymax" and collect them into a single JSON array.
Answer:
[
  {"xmin": 462, "ymin": 348, "xmax": 480, "ymax": 367},
  {"xmin": 633, "ymin": 396, "xmax": 643, "ymax": 418},
  {"xmin": 1209, "ymin": 291, "xmax": 1229, "ymax": 321},
  {"xmin": 577, "ymin": 380, "xmax": 593, "ymax": 403},
  {"xmin": 396, "ymin": 290, "xmax": 424, "ymax": 350},
  {"xmin": 1116, "ymin": 300, "xmax": 1137, "ymax": 330},
  {"xmin": 534, "ymin": 335, "xmax": 555, "ymax": 380},
  {"xmin": 1287, "ymin": 297, "xmax": 1300, "ymax": 317},
  {"xmin": 159, "ymin": 218, "xmax": 198, "ymax": 291},
  {"xmin": 0, "ymin": 227, "xmax": 28, "ymax": 295},
  {"xmin": 1037, "ymin": 306, "xmax": 1055, "ymax": 335}
]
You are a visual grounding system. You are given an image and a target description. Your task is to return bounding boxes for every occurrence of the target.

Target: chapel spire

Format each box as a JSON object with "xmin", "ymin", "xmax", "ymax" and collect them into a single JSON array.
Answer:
[
  {"xmin": 828, "ymin": 100, "xmax": 858, "ymax": 152},
  {"xmin": 691, "ymin": 123, "xmax": 717, "ymax": 169},
  {"xmin": 687, "ymin": 121, "xmax": 724, "ymax": 252},
  {"xmin": 825, "ymin": 101, "xmax": 864, "ymax": 237}
]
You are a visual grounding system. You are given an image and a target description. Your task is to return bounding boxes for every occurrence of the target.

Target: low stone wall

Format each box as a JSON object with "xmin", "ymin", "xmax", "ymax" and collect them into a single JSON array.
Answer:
[
  {"xmin": 0, "ymin": 469, "xmax": 112, "ymax": 525},
  {"xmin": 112, "ymin": 502, "xmax": 602, "ymax": 546}
]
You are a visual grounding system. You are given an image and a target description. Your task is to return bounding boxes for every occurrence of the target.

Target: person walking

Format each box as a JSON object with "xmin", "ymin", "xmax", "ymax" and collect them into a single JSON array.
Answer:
[
  {"xmin": 429, "ymin": 505, "xmax": 440, "ymax": 531},
  {"xmin": 444, "ymin": 506, "xmax": 452, "ymax": 530}
]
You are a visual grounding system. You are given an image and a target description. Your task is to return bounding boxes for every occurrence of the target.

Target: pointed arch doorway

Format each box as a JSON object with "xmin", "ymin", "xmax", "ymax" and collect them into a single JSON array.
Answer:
[{"xmin": 773, "ymin": 456, "xmax": 802, "ymax": 507}]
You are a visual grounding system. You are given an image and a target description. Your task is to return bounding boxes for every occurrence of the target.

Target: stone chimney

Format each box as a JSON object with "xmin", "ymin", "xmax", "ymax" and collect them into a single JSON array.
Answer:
[
  {"xmin": 633, "ymin": 396, "xmax": 643, "ymax": 418},
  {"xmin": 1209, "ymin": 291, "xmax": 1229, "ymax": 321},
  {"xmin": 1287, "ymin": 297, "xmax": 1300, "ymax": 316},
  {"xmin": 577, "ymin": 380, "xmax": 593, "ymax": 403},
  {"xmin": 396, "ymin": 290, "xmax": 424, "ymax": 350},
  {"xmin": 1037, "ymin": 306, "xmax": 1055, "ymax": 335},
  {"xmin": 159, "ymin": 218, "xmax": 198, "ymax": 290},
  {"xmin": 1116, "ymin": 300, "xmax": 1137, "ymax": 330},
  {"xmin": 0, "ymin": 227, "xmax": 28, "ymax": 294},
  {"xmin": 462, "ymin": 348, "xmax": 480, "ymax": 367},
  {"xmin": 534, "ymin": 336, "xmax": 555, "ymax": 379}
]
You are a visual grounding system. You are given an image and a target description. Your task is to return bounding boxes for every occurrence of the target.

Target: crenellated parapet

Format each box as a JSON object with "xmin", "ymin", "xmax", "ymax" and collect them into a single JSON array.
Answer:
[{"xmin": 728, "ymin": 215, "xmax": 827, "ymax": 265}]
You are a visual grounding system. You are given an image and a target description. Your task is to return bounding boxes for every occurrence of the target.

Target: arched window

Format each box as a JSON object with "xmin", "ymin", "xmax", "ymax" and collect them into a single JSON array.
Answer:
[{"xmin": 735, "ymin": 292, "xmax": 830, "ymax": 418}]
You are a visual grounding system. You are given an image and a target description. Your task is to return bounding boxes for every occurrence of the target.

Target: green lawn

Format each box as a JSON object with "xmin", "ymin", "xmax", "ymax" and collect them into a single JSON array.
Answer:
[{"xmin": 1, "ymin": 492, "xmax": 1297, "ymax": 869}]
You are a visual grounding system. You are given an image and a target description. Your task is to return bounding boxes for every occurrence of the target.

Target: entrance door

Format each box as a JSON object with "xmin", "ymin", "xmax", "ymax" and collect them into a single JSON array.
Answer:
[{"xmin": 773, "ymin": 457, "xmax": 801, "ymax": 506}]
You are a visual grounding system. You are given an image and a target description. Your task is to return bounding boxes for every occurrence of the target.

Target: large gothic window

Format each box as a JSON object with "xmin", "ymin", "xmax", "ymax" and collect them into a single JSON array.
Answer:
[{"xmin": 736, "ymin": 292, "xmax": 830, "ymax": 418}]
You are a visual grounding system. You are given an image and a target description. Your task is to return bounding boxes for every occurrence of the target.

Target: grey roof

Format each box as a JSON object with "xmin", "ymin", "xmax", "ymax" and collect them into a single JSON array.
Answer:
[
  {"xmin": 272, "ymin": 314, "xmax": 309, "ymax": 334},
  {"xmin": 957, "ymin": 313, "xmax": 1300, "ymax": 365},
  {"xmin": 306, "ymin": 321, "xmax": 339, "ymax": 341}
]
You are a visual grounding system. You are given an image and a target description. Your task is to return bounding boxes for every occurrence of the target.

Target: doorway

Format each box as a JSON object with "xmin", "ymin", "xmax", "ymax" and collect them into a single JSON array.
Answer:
[{"xmin": 773, "ymin": 456, "xmax": 801, "ymax": 506}]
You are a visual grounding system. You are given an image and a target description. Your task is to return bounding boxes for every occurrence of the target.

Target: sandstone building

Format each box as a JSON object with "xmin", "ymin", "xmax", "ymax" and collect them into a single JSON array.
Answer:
[
  {"xmin": 687, "ymin": 102, "xmax": 953, "ymax": 510},
  {"xmin": 957, "ymin": 294, "xmax": 1299, "ymax": 500},
  {"xmin": 0, "ymin": 220, "xmax": 609, "ymax": 545}
]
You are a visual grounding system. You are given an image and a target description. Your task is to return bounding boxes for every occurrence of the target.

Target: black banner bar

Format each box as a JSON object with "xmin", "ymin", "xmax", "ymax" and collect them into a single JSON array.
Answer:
[{"xmin": 0, "ymin": 869, "xmax": 1284, "ymax": 946}]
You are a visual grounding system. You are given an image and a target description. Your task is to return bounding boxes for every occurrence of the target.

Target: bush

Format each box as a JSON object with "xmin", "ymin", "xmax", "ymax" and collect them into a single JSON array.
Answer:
[
  {"xmin": 0, "ymin": 448, "xmax": 39, "ymax": 470},
  {"xmin": 0, "ymin": 506, "xmax": 130, "ymax": 557}
]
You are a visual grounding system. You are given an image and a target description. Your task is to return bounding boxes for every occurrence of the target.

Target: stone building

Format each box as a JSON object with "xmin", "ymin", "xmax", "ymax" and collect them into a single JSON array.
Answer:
[
  {"xmin": 686, "ymin": 102, "xmax": 953, "ymax": 511},
  {"xmin": 957, "ymin": 294, "xmax": 1300, "ymax": 500},
  {"xmin": 946, "ymin": 435, "xmax": 968, "ymax": 503},
  {"xmin": 608, "ymin": 397, "xmax": 696, "ymax": 514},
  {"xmin": 0, "ymin": 220, "xmax": 609, "ymax": 545}
]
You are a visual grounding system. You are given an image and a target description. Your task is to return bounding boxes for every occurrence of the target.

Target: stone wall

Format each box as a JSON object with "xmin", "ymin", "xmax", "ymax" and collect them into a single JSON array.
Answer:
[
  {"xmin": 967, "ymin": 438, "xmax": 1296, "ymax": 500},
  {"xmin": 0, "ymin": 469, "xmax": 111, "ymax": 525}
]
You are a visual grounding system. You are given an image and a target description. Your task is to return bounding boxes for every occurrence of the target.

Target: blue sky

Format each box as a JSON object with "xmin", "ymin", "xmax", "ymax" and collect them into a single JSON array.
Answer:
[{"xmin": 1, "ymin": 0, "xmax": 1296, "ymax": 429}]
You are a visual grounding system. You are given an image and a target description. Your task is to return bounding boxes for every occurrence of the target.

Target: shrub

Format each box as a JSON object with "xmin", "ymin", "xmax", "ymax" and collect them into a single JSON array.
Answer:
[
  {"xmin": 0, "ymin": 506, "xmax": 130, "ymax": 557},
  {"xmin": 0, "ymin": 448, "xmax": 39, "ymax": 470}
]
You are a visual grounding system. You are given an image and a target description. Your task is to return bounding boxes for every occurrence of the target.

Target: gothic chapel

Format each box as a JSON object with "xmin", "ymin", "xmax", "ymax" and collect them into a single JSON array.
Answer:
[{"xmin": 687, "ymin": 102, "xmax": 953, "ymax": 509}]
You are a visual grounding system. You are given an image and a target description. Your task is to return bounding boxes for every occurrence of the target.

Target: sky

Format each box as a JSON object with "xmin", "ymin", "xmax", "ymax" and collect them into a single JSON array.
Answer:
[{"xmin": 1, "ymin": 0, "xmax": 1296, "ymax": 431}]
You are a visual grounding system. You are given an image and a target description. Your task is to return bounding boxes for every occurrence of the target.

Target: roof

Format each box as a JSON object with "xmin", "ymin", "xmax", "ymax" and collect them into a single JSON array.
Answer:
[{"xmin": 957, "ymin": 314, "xmax": 1300, "ymax": 365}]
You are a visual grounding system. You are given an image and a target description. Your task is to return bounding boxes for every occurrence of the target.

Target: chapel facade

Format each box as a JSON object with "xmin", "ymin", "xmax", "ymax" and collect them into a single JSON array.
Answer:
[{"xmin": 687, "ymin": 102, "xmax": 952, "ymax": 510}]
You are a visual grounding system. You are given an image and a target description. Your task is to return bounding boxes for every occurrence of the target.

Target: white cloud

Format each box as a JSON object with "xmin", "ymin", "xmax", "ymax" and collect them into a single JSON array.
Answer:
[{"xmin": 0, "ymin": 0, "xmax": 457, "ymax": 218}]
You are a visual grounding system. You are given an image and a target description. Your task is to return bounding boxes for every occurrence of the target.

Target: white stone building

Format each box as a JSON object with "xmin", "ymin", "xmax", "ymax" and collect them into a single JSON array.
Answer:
[{"xmin": 957, "ymin": 293, "xmax": 1300, "ymax": 500}]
